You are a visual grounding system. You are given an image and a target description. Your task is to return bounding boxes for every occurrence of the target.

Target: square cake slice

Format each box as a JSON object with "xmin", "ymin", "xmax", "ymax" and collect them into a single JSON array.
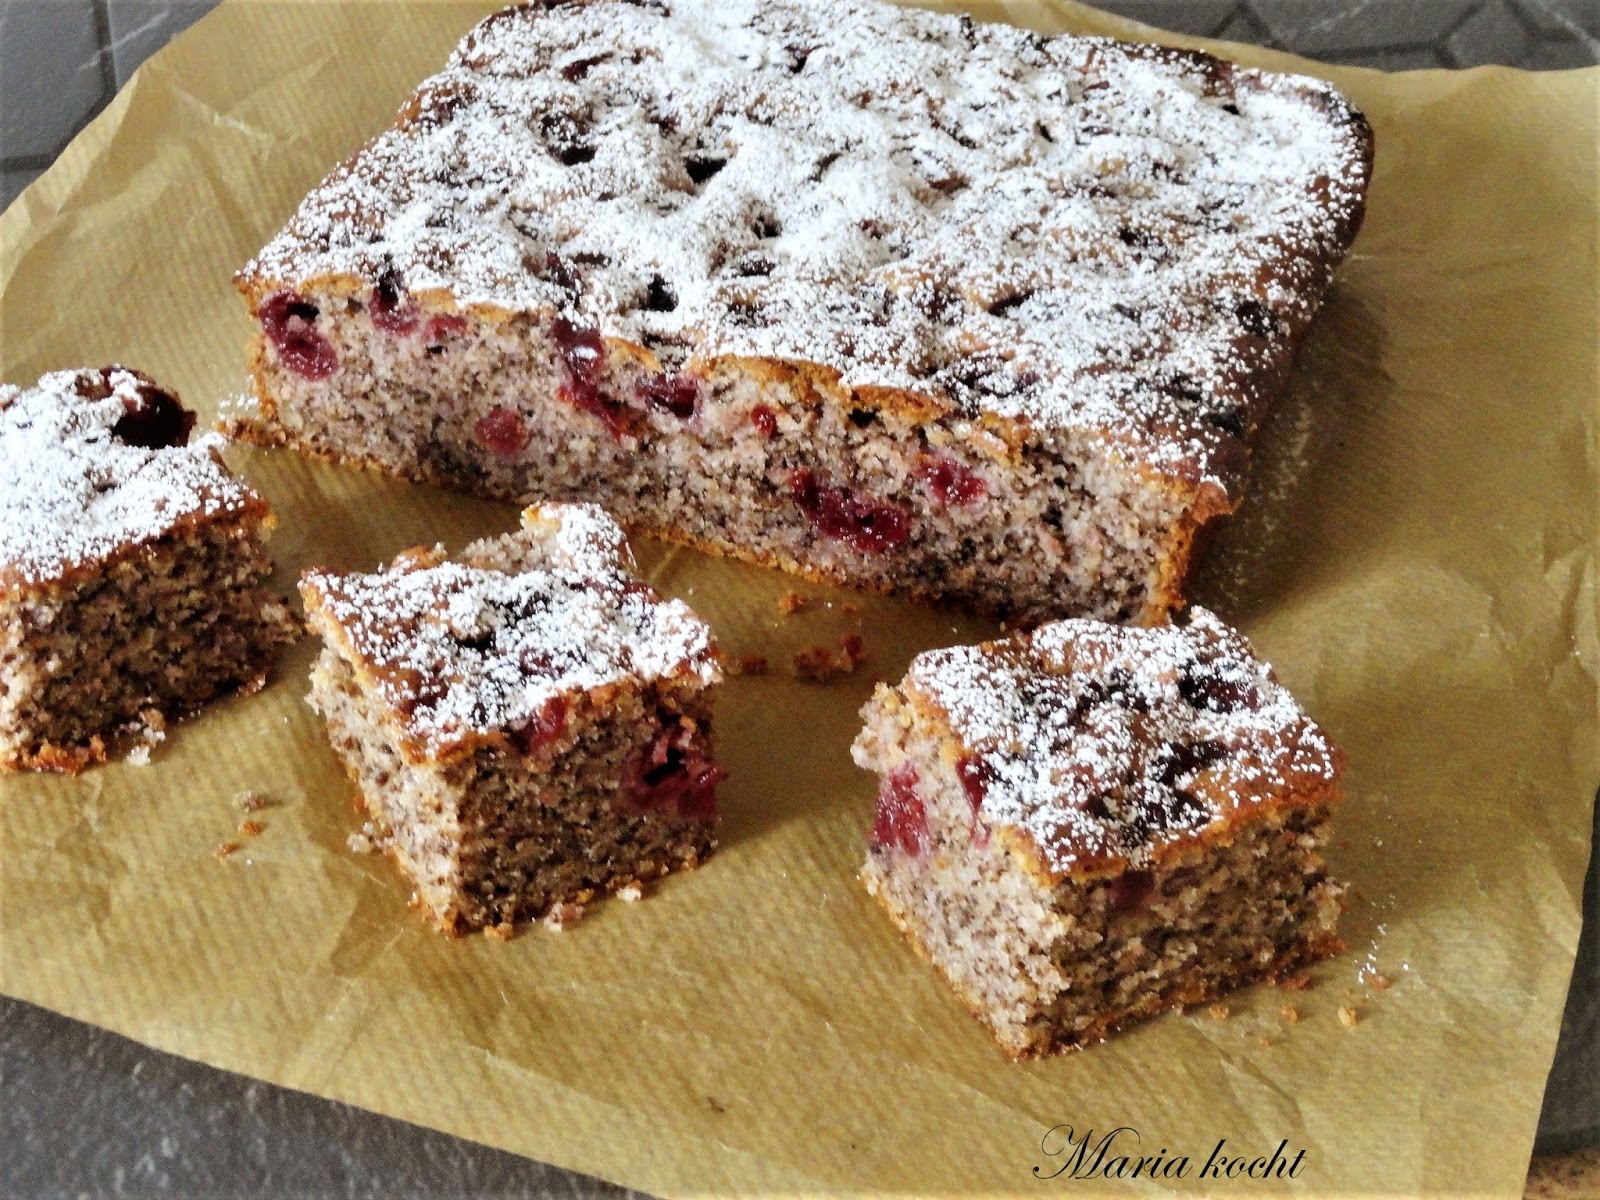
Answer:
[
  {"xmin": 1, "ymin": 366, "xmax": 295, "ymax": 773},
  {"xmin": 231, "ymin": 0, "xmax": 1372, "ymax": 626},
  {"xmin": 299, "ymin": 503, "xmax": 724, "ymax": 935},
  {"xmin": 851, "ymin": 607, "xmax": 1345, "ymax": 1054}
]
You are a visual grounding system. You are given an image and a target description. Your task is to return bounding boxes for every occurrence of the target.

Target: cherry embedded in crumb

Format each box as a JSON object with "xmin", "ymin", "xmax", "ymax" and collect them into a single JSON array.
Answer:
[
  {"xmin": 370, "ymin": 271, "xmax": 420, "ymax": 336},
  {"xmin": 514, "ymin": 695, "xmax": 569, "ymax": 755},
  {"xmin": 1178, "ymin": 667, "xmax": 1260, "ymax": 714},
  {"xmin": 258, "ymin": 291, "xmax": 338, "ymax": 379},
  {"xmin": 956, "ymin": 755, "xmax": 993, "ymax": 847},
  {"xmin": 871, "ymin": 765, "xmax": 929, "ymax": 858},
  {"xmin": 913, "ymin": 453, "xmax": 985, "ymax": 507},
  {"xmin": 424, "ymin": 313, "xmax": 468, "ymax": 346},
  {"xmin": 750, "ymin": 405, "xmax": 778, "ymax": 438},
  {"xmin": 474, "ymin": 406, "xmax": 529, "ymax": 458},
  {"xmin": 621, "ymin": 721, "xmax": 726, "ymax": 819},
  {"xmin": 788, "ymin": 469, "xmax": 911, "ymax": 556},
  {"xmin": 111, "ymin": 384, "xmax": 196, "ymax": 449},
  {"xmin": 550, "ymin": 316, "xmax": 630, "ymax": 438},
  {"xmin": 635, "ymin": 371, "xmax": 699, "ymax": 420},
  {"xmin": 1106, "ymin": 869, "xmax": 1154, "ymax": 912}
]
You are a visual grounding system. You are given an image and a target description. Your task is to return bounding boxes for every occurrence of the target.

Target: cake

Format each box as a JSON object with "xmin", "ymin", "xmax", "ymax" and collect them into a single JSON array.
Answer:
[
  {"xmin": 851, "ymin": 607, "xmax": 1345, "ymax": 1055},
  {"xmin": 230, "ymin": 0, "xmax": 1372, "ymax": 627},
  {"xmin": 298, "ymin": 502, "xmax": 724, "ymax": 935},
  {"xmin": 0, "ymin": 366, "xmax": 295, "ymax": 773}
]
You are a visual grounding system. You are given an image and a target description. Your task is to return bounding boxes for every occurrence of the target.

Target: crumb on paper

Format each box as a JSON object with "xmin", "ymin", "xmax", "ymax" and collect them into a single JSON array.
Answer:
[
  {"xmin": 837, "ymin": 632, "xmax": 868, "ymax": 669},
  {"xmin": 214, "ymin": 840, "xmax": 241, "ymax": 860},
  {"xmin": 777, "ymin": 591, "xmax": 813, "ymax": 616},
  {"xmin": 1277, "ymin": 973, "xmax": 1312, "ymax": 991},
  {"xmin": 1257, "ymin": 1037, "xmax": 1273, "ymax": 1049},
  {"xmin": 125, "ymin": 744, "xmax": 152, "ymax": 766},
  {"xmin": 840, "ymin": 601, "xmax": 862, "ymax": 614},
  {"xmin": 237, "ymin": 819, "xmax": 266, "ymax": 838},
  {"xmin": 1281, "ymin": 1005, "xmax": 1301, "ymax": 1024},
  {"xmin": 542, "ymin": 902, "xmax": 585, "ymax": 931},
  {"xmin": 1207, "ymin": 1003, "xmax": 1230, "ymax": 1021},
  {"xmin": 1370, "ymin": 973, "xmax": 1392, "ymax": 991},
  {"xmin": 792, "ymin": 644, "xmax": 838, "ymax": 682},
  {"xmin": 1337, "ymin": 1005, "xmax": 1361, "ymax": 1028},
  {"xmin": 792, "ymin": 634, "xmax": 870, "ymax": 683},
  {"xmin": 732, "ymin": 652, "xmax": 769, "ymax": 677},
  {"xmin": 486, "ymin": 921, "xmax": 517, "ymax": 942},
  {"xmin": 617, "ymin": 882, "xmax": 644, "ymax": 903},
  {"xmin": 347, "ymin": 827, "xmax": 380, "ymax": 855},
  {"xmin": 233, "ymin": 789, "xmax": 277, "ymax": 812}
]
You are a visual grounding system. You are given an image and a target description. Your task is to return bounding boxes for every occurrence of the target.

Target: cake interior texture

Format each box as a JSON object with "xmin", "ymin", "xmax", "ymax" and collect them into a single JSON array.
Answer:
[
  {"xmin": 233, "ymin": 0, "xmax": 1373, "ymax": 626},
  {"xmin": 300, "ymin": 504, "xmax": 724, "ymax": 935},
  {"xmin": 851, "ymin": 610, "xmax": 1345, "ymax": 1055},
  {"xmin": 1, "ymin": 366, "xmax": 293, "ymax": 773}
]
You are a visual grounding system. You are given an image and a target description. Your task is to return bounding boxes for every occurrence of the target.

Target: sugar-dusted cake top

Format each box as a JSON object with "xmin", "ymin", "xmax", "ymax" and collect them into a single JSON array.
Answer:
[
  {"xmin": 299, "ymin": 504, "xmax": 719, "ymax": 761},
  {"xmin": 904, "ymin": 607, "xmax": 1339, "ymax": 873},
  {"xmin": 240, "ymin": 0, "xmax": 1371, "ymax": 489},
  {"xmin": 0, "ymin": 367, "xmax": 263, "ymax": 589}
]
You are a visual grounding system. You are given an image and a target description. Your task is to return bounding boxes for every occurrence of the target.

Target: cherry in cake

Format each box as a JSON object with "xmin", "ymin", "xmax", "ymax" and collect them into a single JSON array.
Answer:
[
  {"xmin": 852, "ymin": 607, "xmax": 1346, "ymax": 1054},
  {"xmin": 298, "ymin": 503, "xmax": 724, "ymax": 935},
  {"xmin": 230, "ymin": 0, "xmax": 1372, "ymax": 627},
  {"xmin": 0, "ymin": 366, "xmax": 294, "ymax": 772}
]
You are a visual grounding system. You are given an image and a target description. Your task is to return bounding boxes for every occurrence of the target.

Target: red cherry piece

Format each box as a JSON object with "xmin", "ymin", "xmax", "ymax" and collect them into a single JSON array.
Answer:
[
  {"xmin": 370, "ymin": 274, "xmax": 420, "ymax": 336},
  {"xmin": 424, "ymin": 314, "xmax": 468, "ymax": 345},
  {"xmin": 514, "ymin": 695, "xmax": 569, "ymax": 755},
  {"xmin": 550, "ymin": 317, "xmax": 632, "ymax": 438},
  {"xmin": 635, "ymin": 371, "xmax": 699, "ymax": 419},
  {"xmin": 110, "ymin": 384, "xmax": 196, "ymax": 449},
  {"xmin": 258, "ymin": 291, "xmax": 338, "ymax": 379},
  {"xmin": 750, "ymin": 405, "xmax": 779, "ymax": 438},
  {"xmin": 913, "ymin": 453, "xmax": 985, "ymax": 507},
  {"xmin": 474, "ymin": 406, "xmax": 529, "ymax": 458},
  {"xmin": 620, "ymin": 722, "xmax": 725, "ymax": 819},
  {"xmin": 789, "ymin": 469, "xmax": 911, "ymax": 555},
  {"xmin": 871, "ymin": 765, "xmax": 929, "ymax": 858}
]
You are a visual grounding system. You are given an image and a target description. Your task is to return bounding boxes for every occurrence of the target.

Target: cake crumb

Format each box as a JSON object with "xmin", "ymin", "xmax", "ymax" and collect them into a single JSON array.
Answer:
[
  {"xmin": 1207, "ymin": 1003, "xmax": 1230, "ymax": 1021},
  {"xmin": 793, "ymin": 644, "xmax": 839, "ymax": 681},
  {"xmin": 237, "ymin": 819, "xmax": 266, "ymax": 838},
  {"xmin": 838, "ymin": 633, "xmax": 868, "ymax": 669},
  {"xmin": 1281, "ymin": 1004, "xmax": 1300, "ymax": 1023},
  {"xmin": 486, "ymin": 920, "xmax": 517, "ymax": 942},
  {"xmin": 732, "ymin": 652, "xmax": 769, "ymax": 677},
  {"xmin": 1337, "ymin": 1005, "xmax": 1361, "ymax": 1028},
  {"xmin": 777, "ymin": 591, "xmax": 814, "ymax": 616},
  {"xmin": 214, "ymin": 840, "xmax": 240, "ymax": 859},
  {"xmin": 347, "ymin": 829, "xmax": 377, "ymax": 855},
  {"xmin": 1277, "ymin": 974, "xmax": 1312, "ymax": 991},
  {"xmin": 617, "ymin": 882, "xmax": 645, "ymax": 903},
  {"xmin": 233, "ymin": 789, "xmax": 277, "ymax": 812},
  {"xmin": 793, "ymin": 634, "xmax": 870, "ymax": 682},
  {"xmin": 1369, "ymin": 973, "xmax": 1392, "ymax": 991},
  {"xmin": 125, "ymin": 744, "xmax": 152, "ymax": 766},
  {"xmin": 1257, "ymin": 1037, "xmax": 1273, "ymax": 1049},
  {"xmin": 542, "ymin": 902, "xmax": 585, "ymax": 931}
]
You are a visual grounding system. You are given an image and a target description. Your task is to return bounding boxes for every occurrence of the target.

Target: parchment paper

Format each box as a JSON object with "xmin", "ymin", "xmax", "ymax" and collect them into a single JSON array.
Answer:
[{"xmin": 1, "ymin": 3, "xmax": 1596, "ymax": 1196}]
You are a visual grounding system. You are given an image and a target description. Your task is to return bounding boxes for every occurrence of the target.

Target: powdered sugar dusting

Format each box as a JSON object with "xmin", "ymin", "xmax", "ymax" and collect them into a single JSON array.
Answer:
[
  {"xmin": 908, "ymin": 607, "xmax": 1338, "ymax": 871},
  {"xmin": 0, "ymin": 368, "xmax": 259, "ymax": 587},
  {"xmin": 241, "ymin": 0, "xmax": 1370, "ymax": 488},
  {"xmin": 300, "ymin": 504, "xmax": 718, "ymax": 758}
]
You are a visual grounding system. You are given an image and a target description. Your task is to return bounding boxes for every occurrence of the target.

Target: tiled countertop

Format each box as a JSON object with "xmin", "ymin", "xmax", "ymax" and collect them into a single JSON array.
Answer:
[{"xmin": 2, "ymin": 2, "xmax": 1596, "ymax": 1197}]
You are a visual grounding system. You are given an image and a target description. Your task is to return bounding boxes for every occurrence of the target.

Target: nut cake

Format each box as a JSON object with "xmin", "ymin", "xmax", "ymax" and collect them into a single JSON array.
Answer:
[
  {"xmin": 299, "ymin": 503, "xmax": 724, "ymax": 935},
  {"xmin": 852, "ymin": 608, "xmax": 1345, "ymax": 1054},
  {"xmin": 233, "ymin": 0, "xmax": 1372, "ymax": 626},
  {"xmin": 0, "ymin": 367, "xmax": 295, "ymax": 773}
]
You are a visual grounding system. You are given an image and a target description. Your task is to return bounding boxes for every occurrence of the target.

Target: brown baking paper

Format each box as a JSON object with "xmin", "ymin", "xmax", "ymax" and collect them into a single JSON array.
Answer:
[{"xmin": 1, "ymin": 2, "xmax": 1595, "ymax": 1195}]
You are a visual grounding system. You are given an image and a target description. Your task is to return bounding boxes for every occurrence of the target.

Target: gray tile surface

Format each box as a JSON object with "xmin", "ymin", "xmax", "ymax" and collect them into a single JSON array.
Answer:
[
  {"xmin": 2, "ymin": 1, "xmax": 1597, "ymax": 1196},
  {"xmin": 0, "ymin": 0, "xmax": 110, "ymax": 164}
]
